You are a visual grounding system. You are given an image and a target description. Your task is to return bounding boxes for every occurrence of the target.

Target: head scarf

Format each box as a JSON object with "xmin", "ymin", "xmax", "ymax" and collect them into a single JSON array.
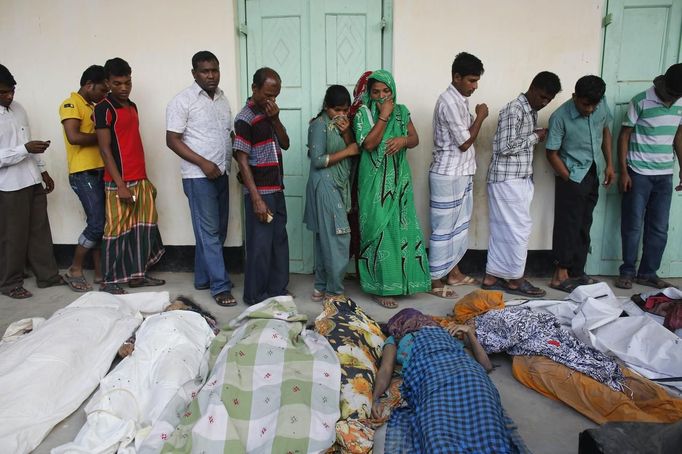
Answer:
[
  {"xmin": 387, "ymin": 308, "xmax": 438, "ymax": 340},
  {"xmin": 349, "ymin": 70, "xmax": 373, "ymax": 121}
]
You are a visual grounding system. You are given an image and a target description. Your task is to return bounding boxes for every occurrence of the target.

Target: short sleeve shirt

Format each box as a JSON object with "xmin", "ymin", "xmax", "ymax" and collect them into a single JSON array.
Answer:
[
  {"xmin": 166, "ymin": 82, "xmax": 233, "ymax": 179},
  {"xmin": 623, "ymin": 87, "xmax": 682, "ymax": 176},
  {"xmin": 546, "ymin": 97, "xmax": 612, "ymax": 183},
  {"xmin": 94, "ymin": 94, "xmax": 147, "ymax": 182},
  {"xmin": 59, "ymin": 92, "xmax": 104, "ymax": 174},
  {"xmin": 430, "ymin": 84, "xmax": 476, "ymax": 176},
  {"xmin": 233, "ymin": 99, "xmax": 284, "ymax": 195}
]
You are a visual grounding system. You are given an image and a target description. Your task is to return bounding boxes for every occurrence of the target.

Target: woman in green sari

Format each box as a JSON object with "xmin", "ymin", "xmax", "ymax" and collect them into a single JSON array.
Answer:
[
  {"xmin": 304, "ymin": 85, "xmax": 359, "ymax": 301},
  {"xmin": 353, "ymin": 70, "xmax": 432, "ymax": 308}
]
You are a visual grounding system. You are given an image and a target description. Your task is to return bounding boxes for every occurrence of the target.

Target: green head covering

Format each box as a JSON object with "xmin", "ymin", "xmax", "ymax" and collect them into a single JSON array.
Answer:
[{"xmin": 363, "ymin": 69, "xmax": 398, "ymax": 117}]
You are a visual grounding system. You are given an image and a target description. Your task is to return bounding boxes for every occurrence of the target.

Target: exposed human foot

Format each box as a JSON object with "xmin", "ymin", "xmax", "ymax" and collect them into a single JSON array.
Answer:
[
  {"xmin": 1, "ymin": 286, "xmax": 33, "ymax": 299},
  {"xmin": 446, "ymin": 275, "xmax": 479, "ymax": 286},
  {"xmin": 372, "ymin": 295, "xmax": 398, "ymax": 309},
  {"xmin": 428, "ymin": 286, "xmax": 458, "ymax": 299}
]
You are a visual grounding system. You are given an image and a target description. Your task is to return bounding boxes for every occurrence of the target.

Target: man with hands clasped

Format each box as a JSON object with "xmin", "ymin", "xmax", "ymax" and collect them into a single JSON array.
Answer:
[
  {"xmin": 233, "ymin": 67, "xmax": 291, "ymax": 305},
  {"xmin": 0, "ymin": 64, "xmax": 65, "ymax": 299}
]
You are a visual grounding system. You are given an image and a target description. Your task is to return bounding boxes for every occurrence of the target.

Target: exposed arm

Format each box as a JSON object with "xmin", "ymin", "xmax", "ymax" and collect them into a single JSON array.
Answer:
[
  {"xmin": 166, "ymin": 131, "xmax": 221, "ymax": 179},
  {"xmin": 97, "ymin": 128, "xmax": 133, "ymax": 203},
  {"xmin": 617, "ymin": 126, "xmax": 633, "ymax": 193},
  {"xmin": 372, "ymin": 343, "xmax": 397, "ymax": 402},
  {"xmin": 233, "ymin": 150, "xmax": 269, "ymax": 222},
  {"xmin": 447, "ymin": 324, "xmax": 492, "ymax": 372},
  {"xmin": 384, "ymin": 119, "xmax": 419, "ymax": 156},
  {"xmin": 62, "ymin": 118, "xmax": 98, "ymax": 146},
  {"xmin": 458, "ymin": 103, "xmax": 488, "ymax": 151},
  {"xmin": 361, "ymin": 116, "xmax": 388, "ymax": 151},
  {"xmin": 545, "ymin": 149, "xmax": 570, "ymax": 181},
  {"xmin": 601, "ymin": 126, "xmax": 614, "ymax": 187}
]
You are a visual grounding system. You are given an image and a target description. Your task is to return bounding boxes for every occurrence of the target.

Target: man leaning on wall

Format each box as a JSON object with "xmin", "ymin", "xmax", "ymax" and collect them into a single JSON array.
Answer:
[{"xmin": 166, "ymin": 51, "xmax": 237, "ymax": 307}]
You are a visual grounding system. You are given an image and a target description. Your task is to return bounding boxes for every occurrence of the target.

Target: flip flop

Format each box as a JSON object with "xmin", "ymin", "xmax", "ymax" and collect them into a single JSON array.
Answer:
[
  {"xmin": 614, "ymin": 276, "xmax": 633, "ymax": 289},
  {"xmin": 129, "ymin": 276, "xmax": 166, "ymax": 288},
  {"xmin": 63, "ymin": 273, "xmax": 92, "ymax": 293},
  {"xmin": 428, "ymin": 286, "xmax": 458, "ymax": 299},
  {"xmin": 372, "ymin": 295, "xmax": 398, "ymax": 309},
  {"xmin": 311, "ymin": 289, "xmax": 325, "ymax": 302},
  {"xmin": 446, "ymin": 275, "xmax": 480, "ymax": 286},
  {"xmin": 549, "ymin": 278, "xmax": 578, "ymax": 293},
  {"xmin": 576, "ymin": 275, "xmax": 599, "ymax": 285},
  {"xmin": 100, "ymin": 283, "xmax": 127, "ymax": 294},
  {"xmin": 504, "ymin": 279, "xmax": 547, "ymax": 298},
  {"xmin": 635, "ymin": 276, "xmax": 676, "ymax": 289},
  {"xmin": 36, "ymin": 275, "xmax": 67, "ymax": 289},
  {"xmin": 215, "ymin": 291, "xmax": 237, "ymax": 307},
  {"xmin": 481, "ymin": 280, "xmax": 508, "ymax": 292},
  {"xmin": 2, "ymin": 286, "xmax": 33, "ymax": 299}
]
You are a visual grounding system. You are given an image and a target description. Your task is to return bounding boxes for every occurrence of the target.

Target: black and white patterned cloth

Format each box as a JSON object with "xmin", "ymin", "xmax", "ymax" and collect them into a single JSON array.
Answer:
[{"xmin": 475, "ymin": 307, "xmax": 625, "ymax": 391}]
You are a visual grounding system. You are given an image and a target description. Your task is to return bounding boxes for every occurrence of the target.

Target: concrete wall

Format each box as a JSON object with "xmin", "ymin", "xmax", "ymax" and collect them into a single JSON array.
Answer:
[{"xmin": 0, "ymin": 0, "xmax": 605, "ymax": 250}]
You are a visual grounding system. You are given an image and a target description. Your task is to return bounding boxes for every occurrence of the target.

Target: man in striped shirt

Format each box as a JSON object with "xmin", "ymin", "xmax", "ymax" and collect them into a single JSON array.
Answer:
[{"xmin": 616, "ymin": 63, "xmax": 682, "ymax": 289}]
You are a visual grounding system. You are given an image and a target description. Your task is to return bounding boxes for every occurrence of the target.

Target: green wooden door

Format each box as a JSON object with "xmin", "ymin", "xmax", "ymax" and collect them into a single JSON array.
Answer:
[
  {"xmin": 242, "ymin": 0, "xmax": 385, "ymax": 273},
  {"xmin": 587, "ymin": 0, "xmax": 682, "ymax": 277}
]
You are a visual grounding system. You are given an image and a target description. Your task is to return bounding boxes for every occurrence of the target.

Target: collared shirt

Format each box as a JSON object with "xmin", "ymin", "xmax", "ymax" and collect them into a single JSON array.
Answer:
[
  {"xmin": 0, "ymin": 101, "xmax": 45, "ymax": 191},
  {"xmin": 430, "ymin": 84, "xmax": 476, "ymax": 176},
  {"xmin": 623, "ymin": 86, "xmax": 682, "ymax": 176},
  {"xmin": 233, "ymin": 99, "xmax": 284, "ymax": 195},
  {"xmin": 59, "ymin": 91, "xmax": 104, "ymax": 174},
  {"xmin": 487, "ymin": 94, "xmax": 539, "ymax": 183},
  {"xmin": 166, "ymin": 82, "xmax": 233, "ymax": 179},
  {"xmin": 94, "ymin": 94, "xmax": 147, "ymax": 183},
  {"xmin": 546, "ymin": 97, "xmax": 612, "ymax": 183}
]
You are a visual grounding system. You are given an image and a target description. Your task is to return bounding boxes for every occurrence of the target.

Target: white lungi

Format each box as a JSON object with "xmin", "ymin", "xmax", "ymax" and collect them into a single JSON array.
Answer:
[
  {"xmin": 486, "ymin": 177, "xmax": 534, "ymax": 279},
  {"xmin": 428, "ymin": 173, "xmax": 473, "ymax": 279}
]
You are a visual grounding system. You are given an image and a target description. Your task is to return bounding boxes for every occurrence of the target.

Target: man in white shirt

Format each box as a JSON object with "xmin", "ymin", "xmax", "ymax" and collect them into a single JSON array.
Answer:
[
  {"xmin": 428, "ymin": 52, "xmax": 488, "ymax": 296},
  {"xmin": 0, "ymin": 64, "xmax": 64, "ymax": 299},
  {"xmin": 166, "ymin": 51, "xmax": 236, "ymax": 306}
]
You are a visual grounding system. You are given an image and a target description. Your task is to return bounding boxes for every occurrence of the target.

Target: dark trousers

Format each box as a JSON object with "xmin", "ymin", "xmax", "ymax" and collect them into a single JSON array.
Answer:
[
  {"xmin": 0, "ymin": 184, "xmax": 60, "ymax": 292},
  {"xmin": 243, "ymin": 191, "xmax": 289, "ymax": 305},
  {"xmin": 552, "ymin": 165, "xmax": 599, "ymax": 277}
]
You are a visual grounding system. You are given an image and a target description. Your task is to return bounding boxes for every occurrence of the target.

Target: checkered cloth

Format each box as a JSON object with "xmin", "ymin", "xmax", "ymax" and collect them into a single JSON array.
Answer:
[{"xmin": 385, "ymin": 327, "xmax": 528, "ymax": 454}]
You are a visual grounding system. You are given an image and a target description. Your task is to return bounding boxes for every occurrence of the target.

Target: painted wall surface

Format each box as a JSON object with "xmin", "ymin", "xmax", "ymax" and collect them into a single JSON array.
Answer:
[{"xmin": 0, "ymin": 0, "xmax": 604, "ymax": 250}]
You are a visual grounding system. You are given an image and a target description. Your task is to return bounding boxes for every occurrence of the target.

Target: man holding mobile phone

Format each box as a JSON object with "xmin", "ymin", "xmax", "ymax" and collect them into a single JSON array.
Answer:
[{"xmin": 0, "ymin": 64, "xmax": 65, "ymax": 299}]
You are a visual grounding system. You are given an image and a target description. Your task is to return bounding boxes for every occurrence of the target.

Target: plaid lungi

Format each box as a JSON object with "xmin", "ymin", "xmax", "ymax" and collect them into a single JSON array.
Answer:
[{"xmin": 385, "ymin": 327, "xmax": 528, "ymax": 454}]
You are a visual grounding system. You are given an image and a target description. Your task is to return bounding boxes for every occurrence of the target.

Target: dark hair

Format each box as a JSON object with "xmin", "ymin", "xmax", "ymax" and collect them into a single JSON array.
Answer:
[
  {"xmin": 451, "ymin": 52, "xmax": 484, "ymax": 78},
  {"xmin": 311, "ymin": 84, "xmax": 351, "ymax": 122},
  {"xmin": 104, "ymin": 57, "xmax": 131, "ymax": 78},
  {"xmin": 80, "ymin": 65, "xmax": 106, "ymax": 87},
  {"xmin": 173, "ymin": 295, "xmax": 217, "ymax": 327},
  {"xmin": 530, "ymin": 71, "xmax": 562, "ymax": 96},
  {"xmin": 192, "ymin": 51, "xmax": 219, "ymax": 70},
  {"xmin": 252, "ymin": 67, "xmax": 281, "ymax": 88},
  {"xmin": 0, "ymin": 64, "xmax": 16, "ymax": 87},
  {"xmin": 574, "ymin": 75, "xmax": 605, "ymax": 104},
  {"xmin": 664, "ymin": 63, "xmax": 682, "ymax": 96}
]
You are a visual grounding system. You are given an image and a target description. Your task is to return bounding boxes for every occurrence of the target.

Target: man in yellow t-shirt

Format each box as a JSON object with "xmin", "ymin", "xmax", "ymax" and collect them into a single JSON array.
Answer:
[{"xmin": 59, "ymin": 65, "xmax": 108, "ymax": 292}]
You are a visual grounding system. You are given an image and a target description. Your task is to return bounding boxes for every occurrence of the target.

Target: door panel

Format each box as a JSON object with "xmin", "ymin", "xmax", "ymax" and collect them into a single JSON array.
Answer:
[
  {"xmin": 587, "ymin": 0, "xmax": 682, "ymax": 276},
  {"xmin": 245, "ymin": 0, "xmax": 383, "ymax": 273}
]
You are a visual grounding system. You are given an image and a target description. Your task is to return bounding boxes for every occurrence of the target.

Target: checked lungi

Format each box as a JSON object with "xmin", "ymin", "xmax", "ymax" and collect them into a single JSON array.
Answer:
[
  {"xmin": 385, "ymin": 327, "xmax": 528, "ymax": 454},
  {"xmin": 428, "ymin": 173, "xmax": 473, "ymax": 280},
  {"xmin": 101, "ymin": 179, "xmax": 164, "ymax": 284}
]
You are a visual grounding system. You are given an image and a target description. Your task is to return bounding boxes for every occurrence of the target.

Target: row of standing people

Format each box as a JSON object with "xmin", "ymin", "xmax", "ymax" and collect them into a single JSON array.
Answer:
[{"xmin": 307, "ymin": 53, "xmax": 682, "ymax": 309}]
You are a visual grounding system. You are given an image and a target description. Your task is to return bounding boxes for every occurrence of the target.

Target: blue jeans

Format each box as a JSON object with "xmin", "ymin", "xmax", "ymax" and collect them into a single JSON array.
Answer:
[
  {"xmin": 182, "ymin": 175, "xmax": 232, "ymax": 296},
  {"xmin": 69, "ymin": 169, "xmax": 105, "ymax": 249},
  {"xmin": 620, "ymin": 168, "xmax": 673, "ymax": 278}
]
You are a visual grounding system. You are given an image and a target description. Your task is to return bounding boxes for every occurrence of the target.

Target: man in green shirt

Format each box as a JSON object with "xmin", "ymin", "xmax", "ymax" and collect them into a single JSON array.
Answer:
[{"xmin": 546, "ymin": 75, "xmax": 614, "ymax": 292}]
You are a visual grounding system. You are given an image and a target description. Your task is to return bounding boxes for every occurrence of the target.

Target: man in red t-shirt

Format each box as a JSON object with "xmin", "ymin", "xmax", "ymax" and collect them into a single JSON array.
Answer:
[{"xmin": 95, "ymin": 58, "xmax": 165, "ymax": 294}]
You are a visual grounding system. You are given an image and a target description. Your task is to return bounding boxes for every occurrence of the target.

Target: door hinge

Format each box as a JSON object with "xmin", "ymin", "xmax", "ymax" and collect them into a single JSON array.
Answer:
[
  {"xmin": 602, "ymin": 13, "xmax": 612, "ymax": 28},
  {"xmin": 379, "ymin": 17, "xmax": 387, "ymax": 30},
  {"xmin": 238, "ymin": 23, "xmax": 248, "ymax": 36}
]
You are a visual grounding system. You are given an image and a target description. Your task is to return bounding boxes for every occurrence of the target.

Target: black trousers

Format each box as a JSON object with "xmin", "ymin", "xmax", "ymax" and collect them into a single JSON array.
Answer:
[{"xmin": 552, "ymin": 165, "xmax": 599, "ymax": 277}]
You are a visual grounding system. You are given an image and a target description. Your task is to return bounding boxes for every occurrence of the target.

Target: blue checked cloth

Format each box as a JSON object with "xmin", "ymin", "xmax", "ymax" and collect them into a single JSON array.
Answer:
[{"xmin": 385, "ymin": 327, "xmax": 529, "ymax": 454}]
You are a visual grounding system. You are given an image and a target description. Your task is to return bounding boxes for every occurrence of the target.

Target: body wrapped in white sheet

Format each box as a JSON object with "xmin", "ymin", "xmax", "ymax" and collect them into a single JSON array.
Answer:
[
  {"xmin": 0, "ymin": 291, "xmax": 170, "ymax": 454},
  {"xmin": 53, "ymin": 309, "xmax": 215, "ymax": 454}
]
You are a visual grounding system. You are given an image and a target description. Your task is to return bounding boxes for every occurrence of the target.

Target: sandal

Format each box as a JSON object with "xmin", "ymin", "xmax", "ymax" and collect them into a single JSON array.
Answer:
[
  {"xmin": 215, "ymin": 291, "xmax": 237, "ymax": 307},
  {"xmin": 100, "ymin": 283, "xmax": 127, "ymax": 294},
  {"xmin": 63, "ymin": 273, "xmax": 92, "ymax": 293},
  {"xmin": 129, "ymin": 276, "xmax": 166, "ymax": 288},
  {"xmin": 36, "ymin": 274, "xmax": 67, "ymax": 289},
  {"xmin": 428, "ymin": 286, "xmax": 458, "ymax": 299},
  {"xmin": 635, "ymin": 276, "xmax": 676, "ymax": 290},
  {"xmin": 2, "ymin": 286, "xmax": 33, "ymax": 299},
  {"xmin": 549, "ymin": 278, "xmax": 578, "ymax": 293},
  {"xmin": 446, "ymin": 275, "xmax": 479, "ymax": 286},
  {"xmin": 311, "ymin": 289, "xmax": 325, "ymax": 302},
  {"xmin": 576, "ymin": 275, "xmax": 599, "ymax": 285},
  {"xmin": 614, "ymin": 276, "xmax": 633, "ymax": 289},
  {"xmin": 481, "ymin": 279, "xmax": 508, "ymax": 292},
  {"xmin": 504, "ymin": 279, "xmax": 547, "ymax": 298},
  {"xmin": 372, "ymin": 295, "xmax": 398, "ymax": 309}
]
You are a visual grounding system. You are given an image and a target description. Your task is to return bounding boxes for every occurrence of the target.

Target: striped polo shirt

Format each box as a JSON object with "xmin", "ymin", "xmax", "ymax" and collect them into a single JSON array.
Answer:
[
  {"xmin": 623, "ymin": 87, "xmax": 682, "ymax": 176},
  {"xmin": 233, "ymin": 99, "xmax": 284, "ymax": 195}
]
